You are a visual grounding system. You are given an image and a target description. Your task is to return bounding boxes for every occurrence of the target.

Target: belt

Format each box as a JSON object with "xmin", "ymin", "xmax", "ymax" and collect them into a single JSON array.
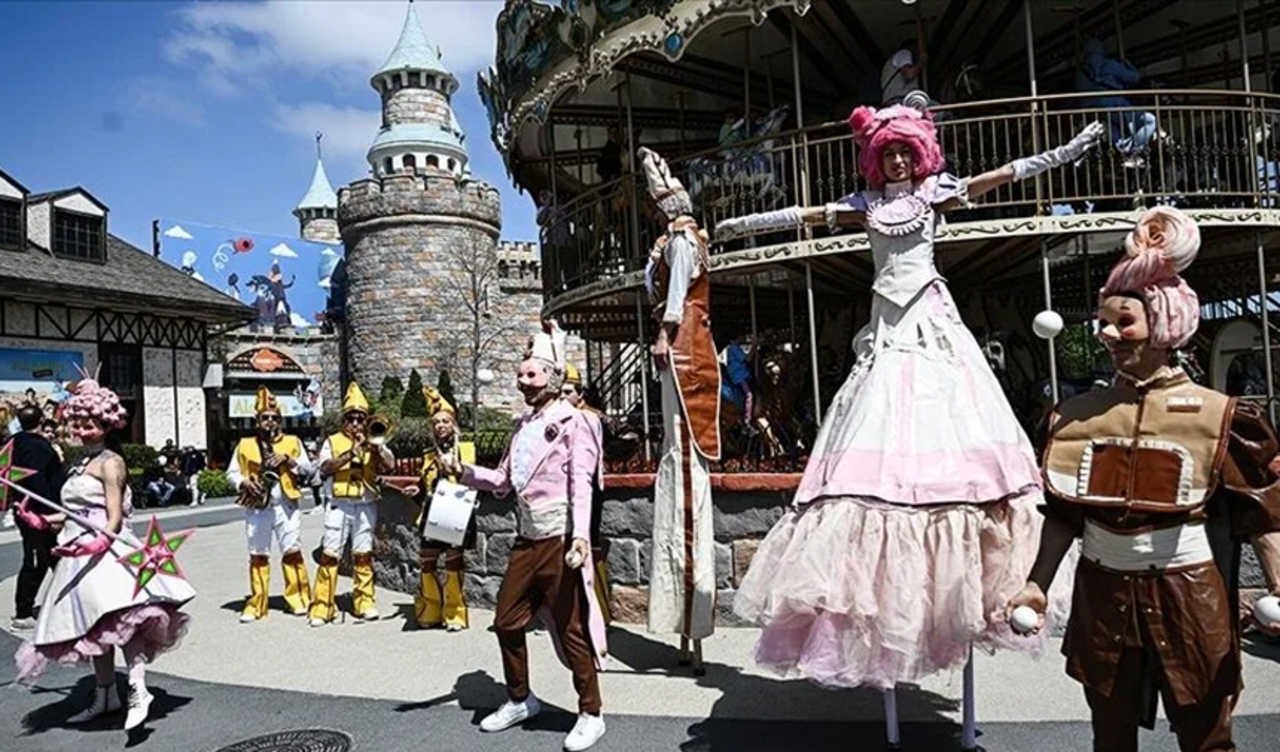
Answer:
[{"xmin": 1082, "ymin": 519, "xmax": 1214, "ymax": 572}]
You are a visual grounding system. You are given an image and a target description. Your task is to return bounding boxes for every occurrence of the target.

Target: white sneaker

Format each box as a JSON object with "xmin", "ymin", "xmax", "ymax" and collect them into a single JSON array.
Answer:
[
  {"xmin": 309, "ymin": 617, "xmax": 328, "ymax": 628},
  {"xmin": 564, "ymin": 712, "xmax": 606, "ymax": 751},
  {"xmin": 480, "ymin": 695, "xmax": 541, "ymax": 732},
  {"xmin": 67, "ymin": 685, "xmax": 121, "ymax": 723},
  {"xmin": 357, "ymin": 607, "xmax": 379, "ymax": 621},
  {"xmin": 10, "ymin": 616, "xmax": 36, "ymax": 630},
  {"xmin": 124, "ymin": 684, "xmax": 153, "ymax": 730},
  {"xmin": 239, "ymin": 612, "xmax": 259, "ymax": 623}
]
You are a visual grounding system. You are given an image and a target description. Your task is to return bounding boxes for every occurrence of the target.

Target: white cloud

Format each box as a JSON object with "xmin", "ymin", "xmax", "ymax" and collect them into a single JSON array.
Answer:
[
  {"xmin": 164, "ymin": 224, "xmax": 194, "ymax": 240},
  {"xmin": 166, "ymin": 0, "xmax": 503, "ymax": 95},
  {"xmin": 272, "ymin": 102, "xmax": 381, "ymax": 174},
  {"xmin": 269, "ymin": 242, "xmax": 298, "ymax": 258}
]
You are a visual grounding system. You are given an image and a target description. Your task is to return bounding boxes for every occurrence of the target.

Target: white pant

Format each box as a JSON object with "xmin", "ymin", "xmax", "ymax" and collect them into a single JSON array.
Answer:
[
  {"xmin": 188, "ymin": 474, "xmax": 202, "ymax": 504},
  {"xmin": 245, "ymin": 498, "xmax": 302, "ymax": 556},
  {"xmin": 322, "ymin": 498, "xmax": 377, "ymax": 556}
]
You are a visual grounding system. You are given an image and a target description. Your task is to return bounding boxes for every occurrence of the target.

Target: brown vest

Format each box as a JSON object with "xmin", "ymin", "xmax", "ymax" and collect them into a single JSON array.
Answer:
[
  {"xmin": 652, "ymin": 220, "xmax": 722, "ymax": 460},
  {"xmin": 1043, "ymin": 369, "xmax": 1234, "ymax": 514}
]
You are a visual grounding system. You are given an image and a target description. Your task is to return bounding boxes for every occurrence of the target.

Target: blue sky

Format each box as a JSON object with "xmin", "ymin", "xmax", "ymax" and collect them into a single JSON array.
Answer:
[{"xmin": 0, "ymin": 0, "xmax": 534, "ymax": 252}]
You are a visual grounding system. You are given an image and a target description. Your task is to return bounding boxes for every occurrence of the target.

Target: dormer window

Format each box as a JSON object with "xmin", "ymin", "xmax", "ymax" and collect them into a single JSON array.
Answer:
[
  {"xmin": 0, "ymin": 198, "xmax": 21, "ymax": 251},
  {"xmin": 52, "ymin": 208, "xmax": 105, "ymax": 262}
]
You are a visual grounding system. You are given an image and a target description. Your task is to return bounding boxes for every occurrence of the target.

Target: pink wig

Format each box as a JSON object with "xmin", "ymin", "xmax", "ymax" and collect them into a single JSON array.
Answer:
[
  {"xmin": 63, "ymin": 378, "xmax": 128, "ymax": 430},
  {"xmin": 848, "ymin": 105, "xmax": 945, "ymax": 189},
  {"xmin": 1099, "ymin": 206, "xmax": 1201, "ymax": 349}
]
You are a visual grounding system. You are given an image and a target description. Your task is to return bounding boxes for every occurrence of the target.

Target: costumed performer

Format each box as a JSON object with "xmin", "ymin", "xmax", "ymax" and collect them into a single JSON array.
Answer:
[
  {"xmin": 1007, "ymin": 206, "xmax": 1280, "ymax": 752},
  {"xmin": 310, "ymin": 382, "xmax": 395, "ymax": 625},
  {"xmin": 14, "ymin": 376, "xmax": 194, "ymax": 730},
  {"xmin": 405, "ymin": 385, "xmax": 476, "ymax": 630},
  {"xmin": 714, "ymin": 105, "xmax": 1103, "ymax": 743},
  {"xmin": 638, "ymin": 147, "xmax": 723, "ymax": 673},
  {"xmin": 226, "ymin": 385, "xmax": 313, "ymax": 622},
  {"xmin": 440, "ymin": 321, "xmax": 608, "ymax": 752},
  {"xmin": 561, "ymin": 363, "xmax": 613, "ymax": 626}
]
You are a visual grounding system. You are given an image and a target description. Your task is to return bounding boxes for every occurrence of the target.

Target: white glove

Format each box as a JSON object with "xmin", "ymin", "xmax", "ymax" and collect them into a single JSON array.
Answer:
[
  {"xmin": 1012, "ymin": 121, "xmax": 1105, "ymax": 181},
  {"xmin": 713, "ymin": 206, "xmax": 802, "ymax": 241}
]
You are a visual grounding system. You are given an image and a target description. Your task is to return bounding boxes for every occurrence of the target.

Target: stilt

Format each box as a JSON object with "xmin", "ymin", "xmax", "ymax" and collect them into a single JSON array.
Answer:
[
  {"xmin": 678, "ymin": 635, "xmax": 690, "ymax": 666},
  {"xmin": 883, "ymin": 687, "xmax": 901, "ymax": 749},
  {"xmin": 691, "ymin": 638, "xmax": 705, "ymax": 676},
  {"xmin": 962, "ymin": 645, "xmax": 977, "ymax": 751}
]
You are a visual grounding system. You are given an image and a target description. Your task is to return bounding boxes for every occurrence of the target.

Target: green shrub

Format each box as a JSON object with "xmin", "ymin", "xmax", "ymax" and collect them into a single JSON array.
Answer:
[
  {"xmin": 436, "ymin": 370, "xmax": 456, "ymax": 412},
  {"xmin": 62, "ymin": 444, "xmax": 87, "ymax": 469},
  {"xmin": 120, "ymin": 443, "xmax": 158, "ymax": 471},
  {"xmin": 401, "ymin": 369, "xmax": 428, "ymax": 418},
  {"xmin": 198, "ymin": 469, "xmax": 237, "ymax": 498},
  {"xmin": 379, "ymin": 375, "xmax": 405, "ymax": 404}
]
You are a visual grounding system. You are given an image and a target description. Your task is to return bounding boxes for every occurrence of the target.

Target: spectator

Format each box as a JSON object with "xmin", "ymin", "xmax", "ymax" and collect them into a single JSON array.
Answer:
[
  {"xmin": 145, "ymin": 455, "xmax": 176, "ymax": 508},
  {"xmin": 39, "ymin": 419, "xmax": 63, "ymax": 462},
  {"xmin": 880, "ymin": 40, "xmax": 948, "ymax": 120},
  {"xmin": 181, "ymin": 446, "xmax": 206, "ymax": 506},
  {"xmin": 10, "ymin": 405, "xmax": 67, "ymax": 631},
  {"xmin": 1075, "ymin": 36, "xmax": 1156, "ymax": 162}
]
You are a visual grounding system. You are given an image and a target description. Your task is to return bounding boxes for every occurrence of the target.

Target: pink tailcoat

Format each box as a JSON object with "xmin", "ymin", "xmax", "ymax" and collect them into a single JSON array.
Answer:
[{"xmin": 461, "ymin": 399, "xmax": 609, "ymax": 669}]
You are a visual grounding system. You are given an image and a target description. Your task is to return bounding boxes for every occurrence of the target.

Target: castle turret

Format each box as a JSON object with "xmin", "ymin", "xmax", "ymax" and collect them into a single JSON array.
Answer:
[
  {"xmin": 339, "ymin": 0, "xmax": 504, "ymax": 400},
  {"xmin": 367, "ymin": 0, "xmax": 468, "ymax": 178},
  {"xmin": 293, "ymin": 145, "xmax": 339, "ymax": 244}
]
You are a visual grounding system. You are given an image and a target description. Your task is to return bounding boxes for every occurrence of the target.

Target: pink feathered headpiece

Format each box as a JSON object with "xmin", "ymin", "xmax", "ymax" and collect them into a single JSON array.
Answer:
[
  {"xmin": 1099, "ymin": 206, "xmax": 1201, "ymax": 350},
  {"xmin": 848, "ymin": 105, "xmax": 945, "ymax": 189},
  {"xmin": 63, "ymin": 371, "xmax": 128, "ymax": 430}
]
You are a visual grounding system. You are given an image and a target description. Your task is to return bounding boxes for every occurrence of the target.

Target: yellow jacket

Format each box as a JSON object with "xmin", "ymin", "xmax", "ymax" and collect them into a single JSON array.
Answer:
[{"xmin": 234, "ymin": 434, "xmax": 305, "ymax": 501}]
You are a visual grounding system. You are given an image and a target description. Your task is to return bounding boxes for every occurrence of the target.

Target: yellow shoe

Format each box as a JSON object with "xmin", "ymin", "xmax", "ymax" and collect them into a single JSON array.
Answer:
[
  {"xmin": 415, "ymin": 571, "xmax": 443, "ymax": 628},
  {"xmin": 443, "ymin": 570, "xmax": 468, "ymax": 631},
  {"xmin": 308, "ymin": 553, "xmax": 339, "ymax": 624},
  {"xmin": 281, "ymin": 549, "xmax": 312, "ymax": 615},
  {"xmin": 352, "ymin": 552, "xmax": 378, "ymax": 620},
  {"xmin": 241, "ymin": 555, "xmax": 270, "ymax": 622}
]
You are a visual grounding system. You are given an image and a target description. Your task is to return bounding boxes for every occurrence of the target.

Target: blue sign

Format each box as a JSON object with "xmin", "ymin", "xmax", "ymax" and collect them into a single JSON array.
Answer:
[
  {"xmin": 0, "ymin": 348, "xmax": 83, "ymax": 394},
  {"xmin": 155, "ymin": 219, "xmax": 344, "ymax": 331}
]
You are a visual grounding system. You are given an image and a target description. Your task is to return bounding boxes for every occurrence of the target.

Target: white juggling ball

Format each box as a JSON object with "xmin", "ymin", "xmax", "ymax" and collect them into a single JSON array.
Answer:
[
  {"xmin": 1010, "ymin": 605, "xmax": 1040, "ymax": 634},
  {"xmin": 1255, "ymin": 595, "xmax": 1280, "ymax": 627},
  {"xmin": 1032, "ymin": 310, "xmax": 1064, "ymax": 340}
]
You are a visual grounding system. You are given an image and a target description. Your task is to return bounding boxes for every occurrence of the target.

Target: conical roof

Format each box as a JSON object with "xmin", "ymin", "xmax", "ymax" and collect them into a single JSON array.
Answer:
[
  {"xmin": 374, "ymin": 1, "xmax": 452, "ymax": 82},
  {"xmin": 295, "ymin": 158, "xmax": 338, "ymax": 211}
]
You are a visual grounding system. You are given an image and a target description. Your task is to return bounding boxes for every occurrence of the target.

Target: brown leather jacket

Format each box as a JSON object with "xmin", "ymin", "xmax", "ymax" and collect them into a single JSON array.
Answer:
[{"xmin": 1041, "ymin": 369, "xmax": 1280, "ymax": 705}]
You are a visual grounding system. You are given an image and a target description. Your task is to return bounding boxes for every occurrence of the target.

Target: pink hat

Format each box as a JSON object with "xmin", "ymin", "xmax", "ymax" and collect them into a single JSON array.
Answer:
[
  {"xmin": 847, "ymin": 105, "xmax": 945, "ymax": 189},
  {"xmin": 63, "ymin": 377, "xmax": 128, "ymax": 430},
  {"xmin": 1099, "ymin": 206, "xmax": 1201, "ymax": 350}
]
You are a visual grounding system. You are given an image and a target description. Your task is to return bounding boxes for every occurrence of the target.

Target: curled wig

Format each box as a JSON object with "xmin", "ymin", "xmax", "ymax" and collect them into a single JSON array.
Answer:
[
  {"xmin": 63, "ymin": 379, "xmax": 128, "ymax": 430},
  {"xmin": 847, "ymin": 105, "xmax": 945, "ymax": 189},
  {"xmin": 1099, "ymin": 206, "xmax": 1201, "ymax": 350}
]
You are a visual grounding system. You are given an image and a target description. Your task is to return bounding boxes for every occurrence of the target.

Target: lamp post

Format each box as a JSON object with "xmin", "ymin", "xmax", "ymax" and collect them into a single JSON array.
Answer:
[{"xmin": 474, "ymin": 368, "xmax": 495, "ymax": 433}]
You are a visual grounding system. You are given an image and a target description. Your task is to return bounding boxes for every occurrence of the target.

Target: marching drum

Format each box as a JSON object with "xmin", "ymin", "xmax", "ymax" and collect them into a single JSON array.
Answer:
[{"xmin": 423, "ymin": 479, "xmax": 478, "ymax": 547}]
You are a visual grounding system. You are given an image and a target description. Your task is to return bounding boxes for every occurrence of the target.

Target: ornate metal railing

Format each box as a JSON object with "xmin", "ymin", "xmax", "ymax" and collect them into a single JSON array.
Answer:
[{"xmin": 539, "ymin": 90, "xmax": 1280, "ymax": 302}]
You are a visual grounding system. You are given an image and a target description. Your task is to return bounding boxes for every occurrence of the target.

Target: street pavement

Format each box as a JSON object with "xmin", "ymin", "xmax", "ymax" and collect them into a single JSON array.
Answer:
[{"xmin": 0, "ymin": 505, "xmax": 1276, "ymax": 751}]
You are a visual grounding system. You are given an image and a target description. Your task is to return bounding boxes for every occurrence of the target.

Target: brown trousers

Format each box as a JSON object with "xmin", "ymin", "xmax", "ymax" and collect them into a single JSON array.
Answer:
[
  {"xmin": 1086, "ymin": 644, "xmax": 1237, "ymax": 752},
  {"xmin": 495, "ymin": 536, "xmax": 601, "ymax": 714}
]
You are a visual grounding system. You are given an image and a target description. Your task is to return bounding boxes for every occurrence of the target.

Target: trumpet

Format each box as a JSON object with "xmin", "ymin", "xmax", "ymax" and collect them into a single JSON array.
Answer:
[{"xmin": 366, "ymin": 414, "xmax": 394, "ymax": 447}]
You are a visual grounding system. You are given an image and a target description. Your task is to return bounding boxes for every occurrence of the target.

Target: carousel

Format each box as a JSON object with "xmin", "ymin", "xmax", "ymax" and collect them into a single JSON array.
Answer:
[{"xmin": 480, "ymin": 0, "xmax": 1280, "ymax": 471}]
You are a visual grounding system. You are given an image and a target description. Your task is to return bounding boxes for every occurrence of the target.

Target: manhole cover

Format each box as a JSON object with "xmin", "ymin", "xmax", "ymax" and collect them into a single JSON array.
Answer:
[{"xmin": 216, "ymin": 729, "xmax": 353, "ymax": 752}]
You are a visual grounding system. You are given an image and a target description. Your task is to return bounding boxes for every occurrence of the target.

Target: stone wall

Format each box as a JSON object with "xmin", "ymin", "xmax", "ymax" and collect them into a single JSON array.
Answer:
[{"xmin": 371, "ymin": 481, "xmax": 788, "ymax": 625}]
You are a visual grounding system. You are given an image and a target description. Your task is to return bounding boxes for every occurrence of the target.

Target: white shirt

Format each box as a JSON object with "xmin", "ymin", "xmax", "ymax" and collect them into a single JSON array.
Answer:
[
  {"xmin": 509, "ymin": 410, "xmax": 549, "ymax": 491},
  {"xmin": 662, "ymin": 232, "xmax": 697, "ymax": 325}
]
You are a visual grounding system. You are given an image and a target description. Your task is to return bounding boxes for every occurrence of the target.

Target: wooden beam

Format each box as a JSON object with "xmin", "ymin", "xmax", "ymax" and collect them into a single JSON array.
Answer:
[
  {"xmin": 766, "ymin": 12, "xmax": 846, "ymax": 93},
  {"xmin": 928, "ymin": 0, "xmax": 974, "ymax": 66},
  {"xmin": 548, "ymin": 103, "xmax": 725, "ymax": 130},
  {"xmin": 823, "ymin": 1, "xmax": 884, "ymax": 71},
  {"xmin": 972, "ymin": 0, "xmax": 1025, "ymax": 67}
]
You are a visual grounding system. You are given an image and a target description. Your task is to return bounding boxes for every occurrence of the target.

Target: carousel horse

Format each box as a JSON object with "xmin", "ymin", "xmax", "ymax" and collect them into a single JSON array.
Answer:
[
  {"xmin": 686, "ymin": 105, "xmax": 791, "ymax": 208},
  {"xmin": 747, "ymin": 346, "xmax": 811, "ymax": 460}
]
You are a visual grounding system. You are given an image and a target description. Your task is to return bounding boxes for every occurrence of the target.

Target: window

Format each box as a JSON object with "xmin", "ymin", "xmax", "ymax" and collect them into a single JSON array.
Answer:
[
  {"xmin": 0, "ymin": 198, "xmax": 20, "ymax": 250},
  {"xmin": 98, "ymin": 343, "xmax": 143, "ymax": 443},
  {"xmin": 426, "ymin": 155, "xmax": 439, "ymax": 168},
  {"xmin": 403, "ymin": 154, "xmax": 417, "ymax": 171},
  {"xmin": 383, "ymin": 157, "xmax": 393, "ymax": 175},
  {"xmin": 52, "ymin": 209, "xmax": 105, "ymax": 262}
]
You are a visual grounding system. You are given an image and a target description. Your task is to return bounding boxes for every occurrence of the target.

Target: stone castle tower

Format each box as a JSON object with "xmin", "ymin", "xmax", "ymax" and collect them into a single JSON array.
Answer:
[
  {"xmin": 338, "ymin": 1, "xmax": 546, "ymax": 410},
  {"xmin": 293, "ymin": 143, "xmax": 340, "ymax": 245}
]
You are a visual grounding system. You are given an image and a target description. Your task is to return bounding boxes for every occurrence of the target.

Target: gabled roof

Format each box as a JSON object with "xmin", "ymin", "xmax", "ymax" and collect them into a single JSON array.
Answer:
[
  {"xmin": 27, "ymin": 187, "xmax": 109, "ymax": 213},
  {"xmin": 295, "ymin": 158, "xmax": 338, "ymax": 212},
  {"xmin": 0, "ymin": 234, "xmax": 254, "ymax": 325},
  {"xmin": 0, "ymin": 167, "xmax": 29, "ymax": 196},
  {"xmin": 373, "ymin": 1, "xmax": 453, "ymax": 83}
]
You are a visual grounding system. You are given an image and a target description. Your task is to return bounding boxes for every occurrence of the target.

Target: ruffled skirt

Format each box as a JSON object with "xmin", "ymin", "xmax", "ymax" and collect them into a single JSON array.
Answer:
[{"xmin": 734, "ymin": 493, "xmax": 1074, "ymax": 689}]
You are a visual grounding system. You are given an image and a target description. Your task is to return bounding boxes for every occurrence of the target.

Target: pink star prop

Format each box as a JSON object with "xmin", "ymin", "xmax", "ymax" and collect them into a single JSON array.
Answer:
[
  {"xmin": 117, "ymin": 517, "xmax": 195, "ymax": 597},
  {"xmin": 0, "ymin": 439, "xmax": 36, "ymax": 512}
]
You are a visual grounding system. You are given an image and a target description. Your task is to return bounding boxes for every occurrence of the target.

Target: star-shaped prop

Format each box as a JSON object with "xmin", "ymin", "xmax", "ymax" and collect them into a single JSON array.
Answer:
[
  {"xmin": 0, "ymin": 439, "xmax": 36, "ymax": 512},
  {"xmin": 118, "ymin": 517, "xmax": 195, "ymax": 597}
]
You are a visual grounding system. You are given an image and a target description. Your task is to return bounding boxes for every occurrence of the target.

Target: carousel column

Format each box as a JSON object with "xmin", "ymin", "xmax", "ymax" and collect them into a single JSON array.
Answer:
[
  {"xmin": 1257, "ymin": 231, "xmax": 1276, "ymax": 423},
  {"xmin": 635, "ymin": 294, "xmax": 652, "ymax": 464},
  {"xmin": 624, "ymin": 69, "xmax": 652, "ymax": 463}
]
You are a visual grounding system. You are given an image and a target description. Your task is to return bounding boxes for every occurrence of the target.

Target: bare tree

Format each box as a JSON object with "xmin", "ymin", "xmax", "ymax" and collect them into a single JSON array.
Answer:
[{"xmin": 436, "ymin": 228, "xmax": 524, "ymax": 432}]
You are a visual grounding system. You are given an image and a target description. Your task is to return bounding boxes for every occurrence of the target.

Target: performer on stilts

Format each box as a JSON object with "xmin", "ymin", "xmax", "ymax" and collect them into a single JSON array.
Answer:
[
  {"xmin": 638, "ymin": 147, "xmax": 722, "ymax": 673},
  {"xmin": 13, "ymin": 376, "xmax": 193, "ymax": 730},
  {"xmin": 1007, "ymin": 206, "xmax": 1280, "ymax": 752},
  {"xmin": 715, "ymin": 104, "xmax": 1103, "ymax": 747},
  {"xmin": 561, "ymin": 363, "xmax": 613, "ymax": 627},
  {"xmin": 310, "ymin": 382, "xmax": 394, "ymax": 626},
  {"xmin": 227, "ymin": 385, "xmax": 313, "ymax": 622},
  {"xmin": 442, "ymin": 321, "xmax": 609, "ymax": 752},
  {"xmin": 407, "ymin": 385, "xmax": 476, "ymax": 630}
]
